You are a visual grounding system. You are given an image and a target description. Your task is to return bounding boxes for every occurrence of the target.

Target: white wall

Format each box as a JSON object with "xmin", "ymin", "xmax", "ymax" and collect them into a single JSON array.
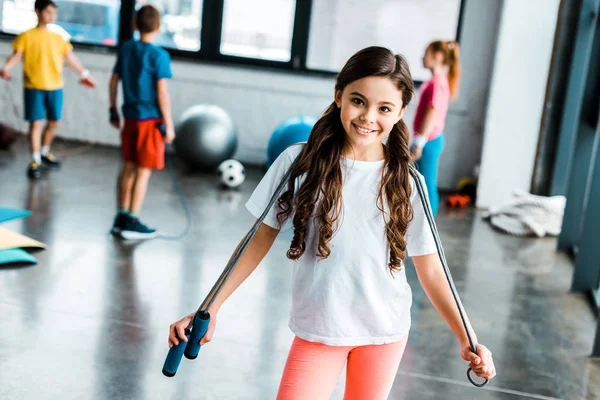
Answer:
[
  {"xmin": 0, "ymin": 0, "xmax": 502, "ymax": 190},
  {"xmin": 477, "ymin": 0, "xmax": 561, "ymax": 208}
]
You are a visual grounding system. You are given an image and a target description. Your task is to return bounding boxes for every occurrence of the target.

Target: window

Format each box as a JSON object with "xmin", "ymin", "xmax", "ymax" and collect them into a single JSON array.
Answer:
[
  {"xmin": 0, "ymin": 0, "xmax": 120, "ymax": 46},
  {"xmin": 306, "ymin": 0, "xmax": 462, "ymax": 81},
  {"xmin": 0, "ymin": 0, "xmax": 463, "ymax": 76},
  {"xmin": 1, "ymin": 0, "xmax": 39, "ymax": 35},
  {"xmin": 220, "ymin": 0, "xmax": 296, "ymax": 62},
  {"xmin": 54, "ymin": 0, "xmax": 119, "ymax": 46},
  {"xmin": 135, "ymin": 0, "xmax": 203, "ymax": 51}
]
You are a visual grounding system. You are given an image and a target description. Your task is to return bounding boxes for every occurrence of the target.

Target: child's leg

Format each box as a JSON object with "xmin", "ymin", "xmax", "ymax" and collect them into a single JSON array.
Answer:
[
  {"xmin": 24, "ymin": 89, "xmax": 45, "ymax": 165},
  {"xmin": 118, "ymin": 162, "xmax": 137, "ymax": 210},
  {"xmin": 41, "ymin": 120, "xmax": 59, "ymax": 150},
  {"xmin": 343, "ymin": 334, "xmax": 409, "ymax": 400},
  {"xmin": 129, "ymin": 167, "xmax": 152, "ymax": 214},
  {"xmin": 128, "ymin": 119, "xmax": 163, "ymax": 214},
  {"xmin": 277, "ymin": 337, "xmax": 349, "ymax": 400},
  {"xmin": 39, "ymin": 89, "xmax": 63, "ymax": 168},
  {"xmin": 416, "ymin": 135, "xmax": 445, "ymax": 216},
  {"xmin": 28, "ymin": 120, "xmax": 44, "ymax": 162},
  {"xmin": 42, "ymin": 89, "xmax": 63, "ymax": 152}
]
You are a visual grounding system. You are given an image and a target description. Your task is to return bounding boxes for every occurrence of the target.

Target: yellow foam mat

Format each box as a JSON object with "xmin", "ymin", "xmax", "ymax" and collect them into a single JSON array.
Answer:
[{"xmin": 0, "ymin": 227, "xmax": 46, "ymax": 250}]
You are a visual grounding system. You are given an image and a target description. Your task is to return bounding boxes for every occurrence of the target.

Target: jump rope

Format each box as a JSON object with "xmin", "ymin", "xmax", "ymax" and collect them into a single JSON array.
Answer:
[{"xmin": 162, "ymin": 153, "xmax": 488, "ymax": 388}]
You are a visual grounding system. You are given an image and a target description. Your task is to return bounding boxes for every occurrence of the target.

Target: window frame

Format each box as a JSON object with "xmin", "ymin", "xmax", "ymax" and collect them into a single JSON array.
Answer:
[{"xmin": 0, "ymin": 0, "xmax": 465, "ymax": 80}]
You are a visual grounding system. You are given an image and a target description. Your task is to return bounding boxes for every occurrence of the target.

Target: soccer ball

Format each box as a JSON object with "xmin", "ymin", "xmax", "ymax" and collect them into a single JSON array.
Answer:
[{"xmin": 218, "ymin": 159, "xmax": 246, "ymax": 189}]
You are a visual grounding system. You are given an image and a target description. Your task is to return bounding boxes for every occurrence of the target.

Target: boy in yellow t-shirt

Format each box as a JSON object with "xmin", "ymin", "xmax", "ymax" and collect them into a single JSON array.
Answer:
[{"xmin": 0, "ymin": 0, "xmax": 96, "ymax": 179}]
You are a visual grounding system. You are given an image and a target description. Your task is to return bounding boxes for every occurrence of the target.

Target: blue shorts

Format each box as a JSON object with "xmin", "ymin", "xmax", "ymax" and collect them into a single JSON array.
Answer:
[{"xmin": 24, "ymin": 88, "xmax": 63, "ymax": 121}]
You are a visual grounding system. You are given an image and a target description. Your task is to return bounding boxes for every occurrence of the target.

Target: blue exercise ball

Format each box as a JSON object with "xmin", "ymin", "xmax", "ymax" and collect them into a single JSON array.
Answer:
[
  {"xmin": 267, "ymin": 116, "xmax": 316, "ymax": 168},
  {"xmin": 174, "ymin": 105, "xmax": 237, "ymax": 171}
]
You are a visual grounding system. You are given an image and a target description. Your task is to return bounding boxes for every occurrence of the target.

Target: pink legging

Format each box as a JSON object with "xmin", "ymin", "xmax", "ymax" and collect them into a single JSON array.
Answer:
[{"xmin": 277, "ymin": 334, "xmax": 409, "ymax": 400}]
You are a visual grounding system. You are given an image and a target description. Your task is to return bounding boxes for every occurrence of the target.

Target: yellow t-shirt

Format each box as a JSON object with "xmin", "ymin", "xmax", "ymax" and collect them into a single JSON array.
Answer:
[{"xmin": 12, "ymin": 27, "xmax": 73, "ymax": 90}]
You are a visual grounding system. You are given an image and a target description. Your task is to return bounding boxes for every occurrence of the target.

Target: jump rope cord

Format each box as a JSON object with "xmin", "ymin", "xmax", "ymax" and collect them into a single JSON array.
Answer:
[
  {"xmin": 185, "ymin": 154, "xmax": 487, "ymax": 387},
  {"xmin": 4, "ymin": 80, "xmax": 21, "ymax": 121},
  {"xmin": 198, "ymin": 159, "xmax": 298, "ymax": 311},
  {"xmin": 408, "ymin": 165, "xmax": 487, "ymax": 387},
  {"xmin": 157, "ymin": 146, "xmax": 192, "ymax": 240}
]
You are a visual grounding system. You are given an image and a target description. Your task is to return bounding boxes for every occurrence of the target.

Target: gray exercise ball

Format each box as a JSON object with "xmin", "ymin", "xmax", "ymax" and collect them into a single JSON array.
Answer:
[{"xmin": 174, "ymin": 104, "xmax": 238, "ymax": 171}]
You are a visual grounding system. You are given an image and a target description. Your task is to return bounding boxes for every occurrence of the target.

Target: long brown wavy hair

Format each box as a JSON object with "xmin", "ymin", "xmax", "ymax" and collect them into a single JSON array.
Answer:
[{"xmin": 277, "ymin": 46, "xmax": 415, "ymax": 273}]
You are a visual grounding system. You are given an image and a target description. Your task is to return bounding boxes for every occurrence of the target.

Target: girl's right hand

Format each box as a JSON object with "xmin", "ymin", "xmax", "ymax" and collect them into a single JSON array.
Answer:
[
  {"xmin": 168, "ymin": 312, "xmax": 217, "ymax": 348},
  {"xmin": 168, "ymin": 313, "xmax": 194, "ymax": 348}
]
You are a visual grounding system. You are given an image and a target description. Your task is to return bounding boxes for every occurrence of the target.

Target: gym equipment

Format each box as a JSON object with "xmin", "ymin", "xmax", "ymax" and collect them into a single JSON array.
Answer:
[
  {"xmin": 174, "ymin": 105, "xmax": 237, "ymax": 171},
  {"xmin": 0, "ymin": 208, "xmax": 32, "ymax": 224},
  {"xmin": 0, "ymin": 249, "xmax": 37, "ymax": 265},
  {"xmin": 266, "ymin": 116, "xmax": 315, "ymax": 168},
  {"xmin": 0, "ymin": 227, "xmax": 46, "ymax": 251},
  {"xmin": 217, "ymin": 159, "xmax": 246, "ymax": 189},
  {"xmin": 162, "ymin": 155, "xmax": 488, "ymax": 387}
]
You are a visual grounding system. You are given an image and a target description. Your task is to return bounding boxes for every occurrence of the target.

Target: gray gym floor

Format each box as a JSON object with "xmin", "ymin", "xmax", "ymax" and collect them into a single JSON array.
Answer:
[{"xmin": 0, "ymin": 138, "xmax": 598, "ymax": 400}]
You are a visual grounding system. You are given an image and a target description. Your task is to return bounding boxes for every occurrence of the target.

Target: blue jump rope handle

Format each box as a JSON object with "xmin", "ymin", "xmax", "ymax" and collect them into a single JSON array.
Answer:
[
  {"xmin": 162, "ymin": 311, "xmax": 210, "ymax": 377},
  {"xmin": 184, "ymin": 311, "xmax": 210, "ymax": 359},
  {"xmin": 162, "ymin": 329, "xmax": 191, "ymax": 377}
]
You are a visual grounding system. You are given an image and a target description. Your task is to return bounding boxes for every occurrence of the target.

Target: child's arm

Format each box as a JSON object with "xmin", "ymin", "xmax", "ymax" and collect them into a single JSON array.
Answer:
[
  {"xmin": 415, "ymin": 106, "xmax": 437, "ymax": 138},
  {"xmin": 157, "ymin": 78, "xmax": 175, "ymax": 143},
  {"xmin": 64, "ymin": 51, "xmax": 95, "ymax": 88},
  {"xmin": 411, "ymin": 106, "xmax": 437, "ymax": 160},
  {"xmin": 413, "ymin": 253, "xmax": 474, "ymax": 343},
  {"xmin": 413, "ymin": 253, "xmax": 496, "ymax": 380},
  {"xmin": 168, "ymin": 222, "xmax": 279, "ymax": 347},
  {"xmin": 109, "ymin": 72, "xmax": 120, "ymax": 129},
  {"xmin": 0, "ymin": 50, "xmax": 23, "ymax": 80}
]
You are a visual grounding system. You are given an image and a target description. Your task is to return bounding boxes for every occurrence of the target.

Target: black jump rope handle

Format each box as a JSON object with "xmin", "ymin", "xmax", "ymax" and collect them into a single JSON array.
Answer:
[
  {"xmin": 468, "ymin": 367, "xmax": 487, "ymax": 387},
  {"xmin": 157, "ymin": 123, "xmax": 167, "ymax": 137},
  {"xmin": 162, "ymin": 311, "xmax": 210, "ymax": 377}
]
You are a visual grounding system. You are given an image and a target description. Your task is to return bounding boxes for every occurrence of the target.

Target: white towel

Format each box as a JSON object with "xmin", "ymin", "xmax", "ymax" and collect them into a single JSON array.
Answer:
[{"xmin": 482, "ymin": 190, "xmax": 566, "ymax": 237}]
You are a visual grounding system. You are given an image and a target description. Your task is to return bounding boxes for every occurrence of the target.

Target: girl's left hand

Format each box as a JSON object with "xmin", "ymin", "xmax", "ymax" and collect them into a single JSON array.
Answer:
[
  {"xmin": 460, "ymin": 343, "xmax": 496, "ymax": 381},
  {"xmin": 411, "ymin": 146, "xmax": 423, "ymax": 161}
]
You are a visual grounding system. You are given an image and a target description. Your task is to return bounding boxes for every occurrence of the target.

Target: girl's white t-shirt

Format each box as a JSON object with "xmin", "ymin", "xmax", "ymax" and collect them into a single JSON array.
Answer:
[{"xmin": 245, "ymin": 145, "xmax": 437, "ymax": 346}]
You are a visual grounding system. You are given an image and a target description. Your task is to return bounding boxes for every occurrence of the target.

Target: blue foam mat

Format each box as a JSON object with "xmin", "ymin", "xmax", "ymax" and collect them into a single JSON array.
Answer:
[
  {"xmin": 0, "ymin": 208, "xmax": 32, "ymax": 224},
  {"xmin": 0, "ymin": 248, "xmax": 37, "ymax": 265}
]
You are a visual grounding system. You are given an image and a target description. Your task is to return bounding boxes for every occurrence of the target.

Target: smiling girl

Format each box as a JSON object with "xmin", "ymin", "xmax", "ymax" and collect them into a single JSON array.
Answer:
[{"xmin": 168, "ymin": 46, "xmax": 494, "ymax": 399}]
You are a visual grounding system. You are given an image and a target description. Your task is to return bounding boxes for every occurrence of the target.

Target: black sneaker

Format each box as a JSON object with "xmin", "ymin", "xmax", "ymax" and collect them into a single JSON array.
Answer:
[
  {"xmin": 120, "ymin": 216, "xmax": 157, "ymax": 240},
  {"xmin": 27, "ymin": 161, "xmax": 41, "ymax": 179},
  {"xmin": 41, "ymin": 152, "xmax": 61, "ymax": 168},
  {"xmin": 110, "ymin": 212, "xmax": 128, "ymax": 236}
]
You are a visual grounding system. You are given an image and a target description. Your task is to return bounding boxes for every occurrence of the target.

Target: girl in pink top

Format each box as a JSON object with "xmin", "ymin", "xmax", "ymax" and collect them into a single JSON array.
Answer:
[{"xmin": 411, "ymin": 40, "xmax": 461, "ymax": 215}]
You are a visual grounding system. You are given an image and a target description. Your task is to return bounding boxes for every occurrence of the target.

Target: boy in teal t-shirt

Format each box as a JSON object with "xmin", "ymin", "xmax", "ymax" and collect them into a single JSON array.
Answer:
[{"xmin": 108, "ymin": 5, "xmax": 175, "ymax": 239}]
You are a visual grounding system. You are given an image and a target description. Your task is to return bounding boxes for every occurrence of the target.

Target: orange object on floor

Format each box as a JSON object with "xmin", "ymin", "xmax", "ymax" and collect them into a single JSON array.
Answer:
[{"xmin": 446, "ymin": 194, "xmax": 472, "ymax": 208}]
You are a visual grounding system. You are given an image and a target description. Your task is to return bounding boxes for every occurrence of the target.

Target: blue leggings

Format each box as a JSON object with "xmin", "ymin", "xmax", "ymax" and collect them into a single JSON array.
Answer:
[{"xmin": 416, "ymin": 135, "xmax": 445, "ymax": 216}]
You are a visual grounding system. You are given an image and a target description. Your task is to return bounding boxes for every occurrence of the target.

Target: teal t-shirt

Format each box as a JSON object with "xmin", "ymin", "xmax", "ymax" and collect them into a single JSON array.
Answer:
[{"xmin": 113, "ymin": 40, "xmax": 172, "ymax": 120}]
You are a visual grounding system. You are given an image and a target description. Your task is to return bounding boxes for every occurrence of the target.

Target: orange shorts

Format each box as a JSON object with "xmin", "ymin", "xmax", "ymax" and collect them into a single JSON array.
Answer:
[{"xmin": 121, "ymin": 119, "xmax": 165, "ymax": 170}]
